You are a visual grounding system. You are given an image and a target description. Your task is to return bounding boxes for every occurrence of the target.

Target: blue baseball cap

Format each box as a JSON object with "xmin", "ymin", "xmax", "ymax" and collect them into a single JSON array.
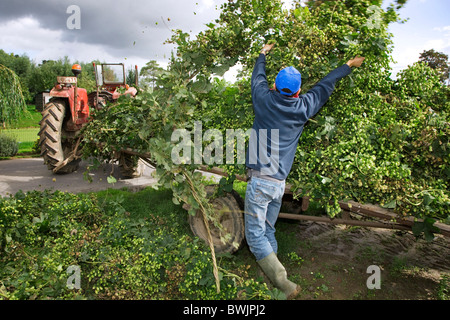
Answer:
[{"xmin": 275, "ymin": 67, "xmax": 302, "ymax": 96}]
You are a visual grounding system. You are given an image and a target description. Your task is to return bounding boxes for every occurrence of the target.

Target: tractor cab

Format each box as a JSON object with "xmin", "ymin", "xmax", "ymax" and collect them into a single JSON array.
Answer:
[{"xmin": 93, "ymin": 63, "xmax": 138, "ymax": 104}]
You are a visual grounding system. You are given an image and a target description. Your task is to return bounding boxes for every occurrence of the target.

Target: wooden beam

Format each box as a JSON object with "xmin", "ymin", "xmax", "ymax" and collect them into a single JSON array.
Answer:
[
  {"xmin": 339, "ymin": 201, "xmax": 450, "ymax": 238},
  {"xmin": 278, "ymin": 212, "xmax": 412, "ymax": 231}
]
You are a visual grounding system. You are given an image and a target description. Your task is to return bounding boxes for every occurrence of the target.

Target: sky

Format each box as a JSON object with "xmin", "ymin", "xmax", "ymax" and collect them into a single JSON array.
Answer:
[
  {"xmin": 387, "ymin": 0, "xmax": 450, "ymax": 76},
  {"xmin": 0, "ymin": 0, "xmax": 449, "ymax": 80}
]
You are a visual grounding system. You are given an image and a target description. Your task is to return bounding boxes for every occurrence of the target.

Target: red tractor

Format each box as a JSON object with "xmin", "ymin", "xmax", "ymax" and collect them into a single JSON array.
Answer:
[{"xmin": 39, "ymin": 63, "xmax": 139, "ymax": 175}]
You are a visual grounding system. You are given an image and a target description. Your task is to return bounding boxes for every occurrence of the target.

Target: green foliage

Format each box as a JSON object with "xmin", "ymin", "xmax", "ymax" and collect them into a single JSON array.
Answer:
[
  {"xmin": 81, "ymin": 0, "xmax": 448, "ymax": 258},
  {"xmin": 0, "ymin": 50, "xmax": 32, "ymax": 102},
  {"xmin": 419, "ymin": 49, "xmax": 449, "ymax": 83},
  {"xmin": 81, "ymin": 55, "xmax": 227, "ymax": 289},
  {"xmin": 27, "ymin": 58, "xmax": 97, "ymax": 97},
  {"xmin": 0, "ymin": 65, "xmax": 27, "ymax": 126},
  {"xmin": 395, "ymin": 61, "xmax": 449, "ymax": 111},
  {"xmin": 0, "ymin": 133, "xmax": 19, "ymax": 157},
  {"xmin": 437, "ymin": 275, "xmax": 450, "ymax": 300},
  {"xmin": 9, "ymin": 105, "xmax": 41, "ymax": 129},
  {"xmin": 139, "ymin": 60, "xmax": 164, "ymax": 89},
  {"xmin": 0, "ymin": 189, "xmax": 271, "ymax": 300},
  {"xmin": 0, "ymin": 50, "xmax": 98, "ymax": 103},
  {"xmin": 291, "ymin": 60, "xmax": 450, "ymax": 220}
]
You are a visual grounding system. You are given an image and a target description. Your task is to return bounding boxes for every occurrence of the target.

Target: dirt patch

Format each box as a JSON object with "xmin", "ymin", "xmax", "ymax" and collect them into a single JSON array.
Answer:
[{"xmin": 278, "ymin": 221, "xmax": 450, "ymax": 300}]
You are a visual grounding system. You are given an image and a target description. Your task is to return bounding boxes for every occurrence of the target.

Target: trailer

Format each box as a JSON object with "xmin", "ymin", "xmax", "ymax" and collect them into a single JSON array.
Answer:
[
  {"xmin": 191, "ymin": 165, "xmax": 450, "ymax": 253},
  {"xmin": 115, "ymin": 148, "xmax": 450, "ymax": 254}
]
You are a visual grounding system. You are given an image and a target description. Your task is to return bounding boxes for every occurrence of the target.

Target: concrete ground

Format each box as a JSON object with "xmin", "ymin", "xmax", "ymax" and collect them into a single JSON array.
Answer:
[{"xmin": 0, "ymin": 158, "xmax": 158, "ymax": 197}]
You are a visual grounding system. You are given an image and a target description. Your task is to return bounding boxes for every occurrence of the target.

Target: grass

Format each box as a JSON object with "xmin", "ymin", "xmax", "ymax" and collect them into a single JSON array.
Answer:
[
  {"xmin": 7, "ymin": 105, "xmax": 42, "ymax": 129},
  {"xmin": 1, "ymin": 127, "xmax": 39, "ymax": 142},
  {"xmin": 0, "ymin": 128, "xmax": 39, "ymax": 154},
  {"xmin": 94, "ymin": 187, "xmax": 190, "ymax": 229},
  {"xmin": 0, "ymin": 105, "xmax": 40, "ymax": 155}
]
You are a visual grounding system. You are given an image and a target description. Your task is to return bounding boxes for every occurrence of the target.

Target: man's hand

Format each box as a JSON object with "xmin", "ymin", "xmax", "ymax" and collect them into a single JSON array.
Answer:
[
  {"xmin": 261, "ymin": 43, "xmax": 275, "ymax": 55},
  {"xmin": 346, "ymin": 56, "xmax": 365, "ymax": 68}
]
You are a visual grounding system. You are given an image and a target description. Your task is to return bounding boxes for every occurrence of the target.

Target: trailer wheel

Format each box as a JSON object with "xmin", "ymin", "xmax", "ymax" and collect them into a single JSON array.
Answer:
[
  {"xmin": 118, "ymin": 153, "xmax": 142, "ymax": 179},
  {"xmin": 188, "ymin": 185, "xmax": 245, "ymax": 254},
  {"xmin": 39, "ymin": 99, "xmax": 81, "ymax": 173}
]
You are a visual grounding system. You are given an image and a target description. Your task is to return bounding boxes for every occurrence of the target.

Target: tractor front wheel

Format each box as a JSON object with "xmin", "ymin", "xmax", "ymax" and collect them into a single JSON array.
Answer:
[{"xmin": 39, "ymin": 99, "xmax": 81, "ymax": 173}]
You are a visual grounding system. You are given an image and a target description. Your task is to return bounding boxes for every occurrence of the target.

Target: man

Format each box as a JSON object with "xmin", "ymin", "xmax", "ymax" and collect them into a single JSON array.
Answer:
[{"xmin": 245, "ymin": 43, "xmax": 365, "ymax": 299}]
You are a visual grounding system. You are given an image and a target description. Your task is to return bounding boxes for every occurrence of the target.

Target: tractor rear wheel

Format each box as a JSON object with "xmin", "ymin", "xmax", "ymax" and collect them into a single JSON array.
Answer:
[
  {"xmin": 188, "ymin": 185, "xmax": 245, "ymax": 254},
  {"xmin": 39, "ymin": 99, "xmax": 81, "ymax": 173}
]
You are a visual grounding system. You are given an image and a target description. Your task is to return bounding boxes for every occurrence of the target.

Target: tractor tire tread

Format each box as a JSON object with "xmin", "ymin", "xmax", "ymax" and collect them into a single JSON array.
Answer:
[{"xmin": 39, "ymin": 99, "xmax": 80, "ymax": 174}]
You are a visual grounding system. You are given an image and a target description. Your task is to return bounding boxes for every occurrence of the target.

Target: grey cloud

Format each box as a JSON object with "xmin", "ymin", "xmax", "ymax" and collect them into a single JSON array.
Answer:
[{"xmin": 0, "ymin": 0, "xmax": 224, "ymax": 61}]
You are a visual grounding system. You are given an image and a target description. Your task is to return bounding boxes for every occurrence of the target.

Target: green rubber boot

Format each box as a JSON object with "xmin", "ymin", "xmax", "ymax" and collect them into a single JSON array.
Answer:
[{"xmin": 257, "ymin": 252, "xmax": 301, "ymax": 300}]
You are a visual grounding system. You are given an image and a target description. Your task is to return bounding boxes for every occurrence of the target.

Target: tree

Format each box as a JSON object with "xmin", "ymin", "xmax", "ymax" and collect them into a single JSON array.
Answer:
[
  {"xmin": 0, "ymin": 64, "xmax": 27, "ymax": 127},
  {"xmin": 419, "ymin": 49, "xmax": 450, "ymax": 83},
  {"xmin": 0, "ymin": 51, "xmax": 98, "ymax": 102},
  {"xmin": 76, "ymin": 61, "xmax": 97, "ymax": 93},
  {"xmin": 0, "ymin": 50, "xmax": 33, "ymax": 102},
  {"xmin": 126, "ymin": 65, "xmax": 138, "ymax": 87},
  {"xmin": 139, "ymin": 60, "xmax": 164, "ymax": 89},
  {"xmin": 27, "ymin": 57, "xmax": 73, "ymax": 98}
]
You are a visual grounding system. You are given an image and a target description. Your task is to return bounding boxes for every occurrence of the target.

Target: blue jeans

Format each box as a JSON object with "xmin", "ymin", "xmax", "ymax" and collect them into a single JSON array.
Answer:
[{"xmin": 244, "ymin": 177, "xmax": 286, "ymax": 261}]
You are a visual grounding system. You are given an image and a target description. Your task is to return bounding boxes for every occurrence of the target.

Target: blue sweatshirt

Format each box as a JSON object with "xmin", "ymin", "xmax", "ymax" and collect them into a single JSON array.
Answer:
[{"xmin": 246, "ymin": 54, "xmax": 352, "ymax": 181}]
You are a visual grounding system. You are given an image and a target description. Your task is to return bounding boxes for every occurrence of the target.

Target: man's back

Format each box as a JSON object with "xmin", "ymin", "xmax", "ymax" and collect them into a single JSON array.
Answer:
[{"xmin": 246, "ymin": 53, "xmax": 352, "ymax": 180}]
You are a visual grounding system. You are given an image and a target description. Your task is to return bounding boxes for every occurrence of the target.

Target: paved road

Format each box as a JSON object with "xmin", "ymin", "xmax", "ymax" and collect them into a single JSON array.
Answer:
[{"xmin": 0, "ymin": 157, "xmax": 158, "ymax": 197}]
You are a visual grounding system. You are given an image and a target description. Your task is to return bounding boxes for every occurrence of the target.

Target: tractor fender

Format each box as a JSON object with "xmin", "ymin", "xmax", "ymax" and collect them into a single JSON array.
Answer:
[{"xmin": 50, "ymin": 87, "xmax": 89, "ymax": 124}]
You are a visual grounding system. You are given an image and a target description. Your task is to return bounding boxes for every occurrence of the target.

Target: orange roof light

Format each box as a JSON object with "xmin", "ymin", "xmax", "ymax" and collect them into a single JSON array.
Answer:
[{"xmin": 71, "ymin": 64, "xmax": 82, "ymax": 77}]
